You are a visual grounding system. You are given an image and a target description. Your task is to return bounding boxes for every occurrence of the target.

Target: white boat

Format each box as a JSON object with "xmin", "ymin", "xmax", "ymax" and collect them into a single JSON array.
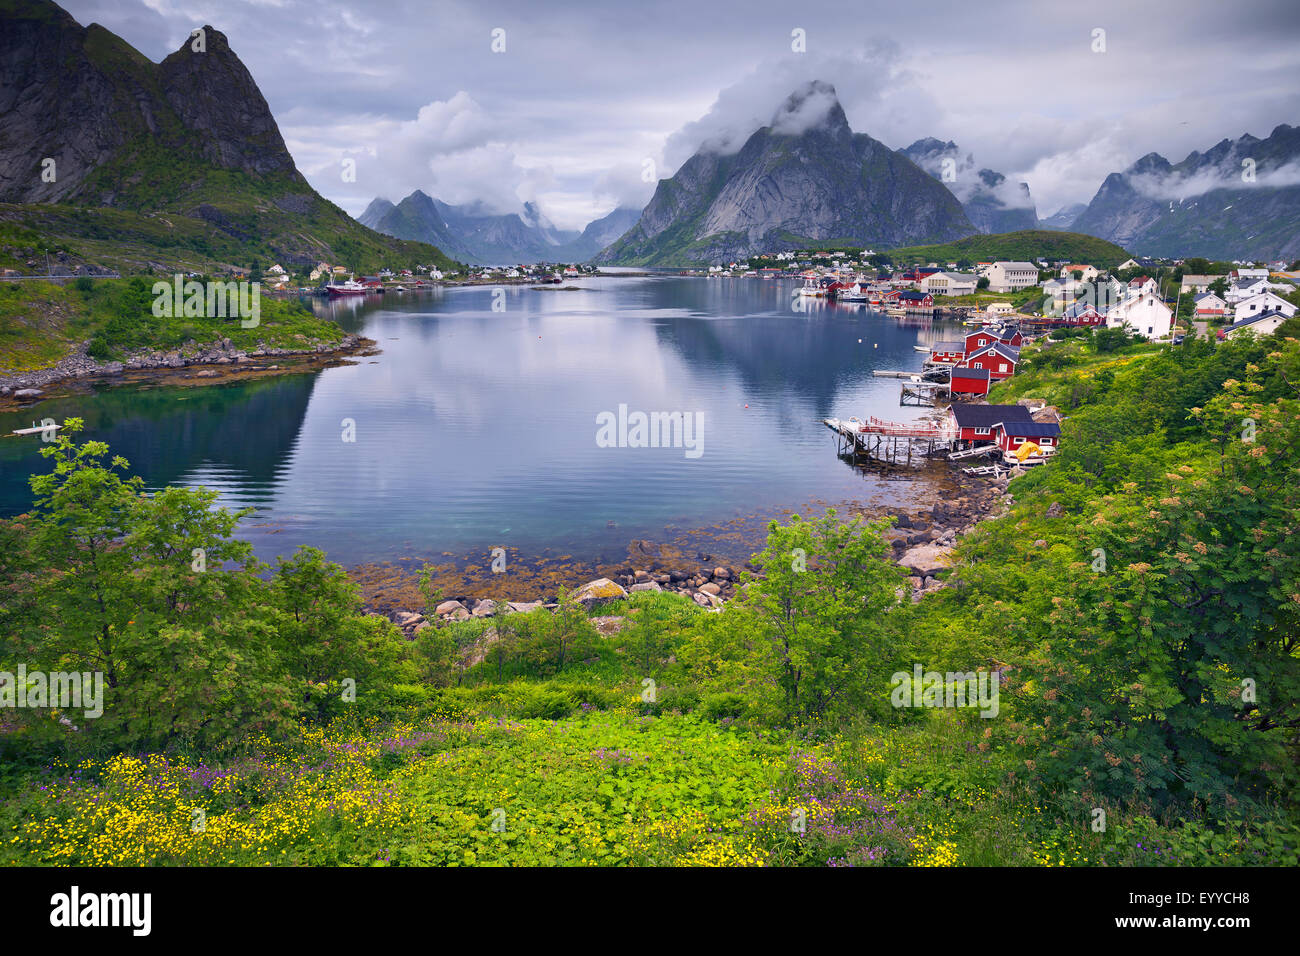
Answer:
[
  {"xmin": 325, "ymin": 278, "xmax": 367, "ymax": 297},
  {"xmin": 11, "ymin": 421, "xmax": 61, "ymax": 436},
  {"xmin": 913, "ymin": 345, "xmax": 931, "ymax": 352}
]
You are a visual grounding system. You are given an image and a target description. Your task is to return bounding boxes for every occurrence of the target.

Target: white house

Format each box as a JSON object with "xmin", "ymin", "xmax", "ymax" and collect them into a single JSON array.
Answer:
[
  {"xmin": 1107, "ymin": 293, "xmax": 1174, "ymax": 339},
  {"xmin": 1233, "ymin": 292, "xmax": 1297, "ymax": 321},
  {"xmin": 987, "ymin": 261, "xmax": 1040, "ymax": 293},
  {"xmin": 1127, "ymin": 276, "xmax": 1158, "ymax": 298},
  {"xmin": 429, "ymin": 268, "xmax": 444, "ymax": 280},
  {"xmin": 920, "ymin": 271, "xmax": 978, "ymax": 296},
  {"xmin": 1059, "ymin": 264, "xmax": 1100, "ymax": 281},
  {"xmin": 1222, "ymin": 309, "xmax": 1290, "ymax": 340},
  {"xmin": 1231, "ymin": 268, "xmax": 1269, "ymax": 281},
  {"xmin": 1193, "ymin": 291, "xmax": 1228, "ymax": 317}
]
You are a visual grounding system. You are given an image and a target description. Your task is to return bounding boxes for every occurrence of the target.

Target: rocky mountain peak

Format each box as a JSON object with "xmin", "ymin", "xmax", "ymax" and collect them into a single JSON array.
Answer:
[{"xmin": 769, "ymin": 80, "xmax": 850, "ymax": 138}]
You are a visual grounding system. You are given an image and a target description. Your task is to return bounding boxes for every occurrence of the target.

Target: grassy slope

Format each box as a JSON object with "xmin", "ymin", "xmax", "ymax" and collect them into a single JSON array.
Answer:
[
  {"xmin": 0, "ymin": 278, "xmax": 343, "ymax": 373},
  {"xmin": 886, "ymin": 230, "xmax": 1131, "ymax": 269},
  {"xmin": 0, "ymin": 199, "xmax": 459, "ymax": 278}
]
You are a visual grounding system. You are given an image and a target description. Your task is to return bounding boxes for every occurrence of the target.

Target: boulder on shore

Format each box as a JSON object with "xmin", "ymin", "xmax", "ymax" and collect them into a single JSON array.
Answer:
[
  {"xmin": 899, "ymin": 544, "xmax": 954, "ymax": 577},
  {"xmin": 436, "ymin": 599, "xmax": 469, "ymax": 620},
  {"xmin": 572, "ymin": 577, "xmax": 628, "ymax": 607}
]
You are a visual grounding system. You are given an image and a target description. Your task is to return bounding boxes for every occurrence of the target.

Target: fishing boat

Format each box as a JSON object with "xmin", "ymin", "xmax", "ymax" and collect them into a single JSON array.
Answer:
[
  {"xmin": 325, "ymin": 278, "xmax": 367, "ymax": 297},
  {"xmin": 798, "ymin": 276, "xmax": 823, "ymax": 297},
  {"xmin": 836, "ymin": 280, "xmax": 871, "ymax": 302}
]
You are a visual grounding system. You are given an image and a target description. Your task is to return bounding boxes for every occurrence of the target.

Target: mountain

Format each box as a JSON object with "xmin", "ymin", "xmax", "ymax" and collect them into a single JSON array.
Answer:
[
  {"xmin": 1071, "ymin": 124, "xmax": 1300, "ymax": 260},
  {"xmin": 901, "ymin": 138, "xmax": 1038, "ymax": 234},
  {"xmin": 362, "ymin": 191, "xmax": 642, "ymax": 264},
  {"xmin": 0, "ymin": 0, "xmax": 456, "ymax": 273},
  {"xmin": 597, "ymin": 82, "xmax": 974, "ymax": 266},
  {"xmin": 1039, "ymin": 203, "xmax": 1088, "ymax": 231},
  {"xmin": 566, "ymin": 206, "xmax": 641, "ymax": 258}
]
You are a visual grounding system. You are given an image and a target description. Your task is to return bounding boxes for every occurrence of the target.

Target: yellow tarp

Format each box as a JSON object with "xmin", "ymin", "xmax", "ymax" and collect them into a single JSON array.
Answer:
[{"xmin": 1015, "ymin": 440, "xmax": 1040, "ymax": 461}]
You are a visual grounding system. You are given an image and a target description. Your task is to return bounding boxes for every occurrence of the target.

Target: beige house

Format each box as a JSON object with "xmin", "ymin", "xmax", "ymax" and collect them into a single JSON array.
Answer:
[
  {"xmin": 1059, "ymin": 264, "xmax": 1099, "ymax": 281},
  {"xmin": 986, "ymin": 262, "xmax": 1040, "ymax": 293},
  {"xmin": 920, "ymin": 271, "xmax": 978, "ymax": 296}
]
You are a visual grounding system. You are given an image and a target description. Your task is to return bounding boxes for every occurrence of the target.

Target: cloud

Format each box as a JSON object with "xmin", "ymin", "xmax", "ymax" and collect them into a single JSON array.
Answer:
[
  {"xmin": 662, "ymin": 39, "xmax": 933, "ymax": 170},
  {"xmin": 1129, "ymin": 159, "xmax": 1300, "ymax": 201},
  {"xmin": 55, "ymin": 0, "xmax": 1300, "ymax": 232}
]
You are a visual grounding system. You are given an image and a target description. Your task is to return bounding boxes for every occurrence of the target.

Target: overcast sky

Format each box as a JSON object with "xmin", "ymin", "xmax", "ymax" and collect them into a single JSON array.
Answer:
[{"xmin": 60, "ymin": 0, "xmax": 1300, "ymax": 231}]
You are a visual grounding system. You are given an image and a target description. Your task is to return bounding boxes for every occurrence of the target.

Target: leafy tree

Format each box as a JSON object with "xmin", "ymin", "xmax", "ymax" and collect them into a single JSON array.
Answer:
[
  {"xmin": 1004, "ymin": 341, "xmax": 1300, "ymax": 811},
  {"xmin": 736, "ymin": 511, "xmax": 901, "ymax": 724},
  {"xmin": 3, "ymin": 422, "xmax": 404, "ymax": 753}
]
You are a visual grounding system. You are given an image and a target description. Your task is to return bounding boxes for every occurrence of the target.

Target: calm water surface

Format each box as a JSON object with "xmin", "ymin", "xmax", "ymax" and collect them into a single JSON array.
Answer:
[{"xmin": 0, "ymin": 276, "xmax": 967, "ymax": 568}]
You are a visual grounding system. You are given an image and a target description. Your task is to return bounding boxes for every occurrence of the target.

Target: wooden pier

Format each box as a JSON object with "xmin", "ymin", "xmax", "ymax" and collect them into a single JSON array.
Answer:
[
  {"xmin": 900, "ymin": 381, "xmax": 949, "ymax": 406},
  {"xmin": 823, "ymin": 416, "xmax": 957, "ymax": 466}
]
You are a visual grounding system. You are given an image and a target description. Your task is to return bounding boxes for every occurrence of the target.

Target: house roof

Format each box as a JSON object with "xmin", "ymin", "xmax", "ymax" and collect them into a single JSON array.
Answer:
[
  {"xmin": 931, "ymin": 340, "xmax": 966, "ymax": 352},
  {"xmin": 898, "ymin": 290, "xmax": 931, "ymax": 300},
  {"xmin": 1062, "ymin": 302, "xmax": 1102, "ymax": 318},
  {"xmin": 967, "ymin": 342, "xmax": 1021, "ymax": 363},
  {"xmin": 995, "ymin": 421, "xmax": 1062, "ymax": 438},
  {"xmin": 951, "ymin": 367, "xmax": 991, "ymax": 380},
  {"xmin": 1193, "ymin": 292, "xmax": 1223, "ymax": 303},
  {"xmin": 1226, "ymin": 309, "xmax": 1288, "ymax": 331},
  {"xmin": 949, "ymin": 403, "xmax": 1034, "ymax": 428}
]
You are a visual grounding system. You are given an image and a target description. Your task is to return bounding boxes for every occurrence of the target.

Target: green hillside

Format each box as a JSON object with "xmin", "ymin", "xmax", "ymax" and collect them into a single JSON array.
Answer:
[
  {"xmin": 0, "ymin": 199, "xmax": 458, "ymax": 278},
  {"xmin": 886, "ymin": 230, "xmax": 1131, "ymax": 268}
]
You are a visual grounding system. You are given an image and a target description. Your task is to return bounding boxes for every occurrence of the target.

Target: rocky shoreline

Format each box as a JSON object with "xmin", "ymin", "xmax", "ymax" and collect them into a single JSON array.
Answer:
[
  {"xmin": 370, "ymin": 470, "xmax": 1014, "ymax": 639},
  {"xmin": 0, "ymin": 334, "xmax": 372, "ymax": 404}
]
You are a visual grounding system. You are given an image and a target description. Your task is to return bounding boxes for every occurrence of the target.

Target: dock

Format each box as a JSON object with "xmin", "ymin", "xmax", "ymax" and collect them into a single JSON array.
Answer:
[
  {"xmin": 823, "ymin": 415, "xmax": 957, "ymax": 466},
  {"xmin": 900, "ymin": 381, "xmax": 949, "ymax": 406},
  {"xmin": 10, "ymin": 422, "xmax": 61, "ymax": 437}
]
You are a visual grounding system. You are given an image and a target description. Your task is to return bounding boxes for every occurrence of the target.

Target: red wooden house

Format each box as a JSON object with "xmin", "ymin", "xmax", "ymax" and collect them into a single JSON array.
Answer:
[
  {"xmin": 949, "ymin": 366, "xmax": 991, "ymax": 397},
  {"xmin": 964, "ymin": 326, "xmax": 1022, "ymax": 353},
  {"xmin": 928, "ymin": 340, "xmax": 966, "ymax": 364},
  {"xmin": 1059, "ymin": 302, "xmax": 1105, "ymax": 327},
  {"xmin": 948, "ymin": 403, "xmax": 1034, "ymax": 443},
  {"xmin": 897, "ymin": 290, "xmax": 934, "ymax": 310},
  {"xmin": 993, "ymin": 420, "xmax": 1061, "ymax": 457},
  {"xmin": 962, "ymin": 342, "xmax": 1020, "ymax": 380}
]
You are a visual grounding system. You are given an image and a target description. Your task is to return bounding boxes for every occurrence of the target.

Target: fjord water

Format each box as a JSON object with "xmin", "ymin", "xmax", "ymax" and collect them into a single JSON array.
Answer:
[{"xmin": 0, "ymin": 276, "xmax": 966, "ymax": 568}]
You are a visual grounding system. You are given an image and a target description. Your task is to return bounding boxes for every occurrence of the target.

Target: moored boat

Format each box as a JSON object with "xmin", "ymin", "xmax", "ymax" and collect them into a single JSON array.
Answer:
[{"xmin": 325, "ymin": 278, "xmax": 368, "ymax": 297}]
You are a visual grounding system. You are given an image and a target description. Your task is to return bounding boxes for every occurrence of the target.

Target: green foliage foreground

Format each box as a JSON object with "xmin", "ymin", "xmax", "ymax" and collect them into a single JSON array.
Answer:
[{"xmin": 1, "ymin": 330, "xmax": 1299, "ymax": 866}]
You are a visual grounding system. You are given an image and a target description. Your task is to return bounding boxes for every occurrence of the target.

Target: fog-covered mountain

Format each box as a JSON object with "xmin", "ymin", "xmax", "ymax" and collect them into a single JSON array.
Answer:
[
  {"xmin": 900, "ymin": 138, "xmax": 1038, "ymax": 234},
  {"xmin": 360, "ymin": 191, "xmax": 641, "ymax": 264},
  {"xmin": 1071, "ymin": 124, "xmax": 1300, "ymax": 260},
  {"xmin": 597, "ymin": 82, "xmax": 974, "ymax": 266}
]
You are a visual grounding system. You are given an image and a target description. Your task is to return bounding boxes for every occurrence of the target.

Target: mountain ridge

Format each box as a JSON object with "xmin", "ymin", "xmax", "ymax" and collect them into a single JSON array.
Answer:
[
  {"xmin": 0, "ymin": 0, "xmax": 457, "ymax": 273},
  {"xmin": 361, "ymin": 190, "xmax": 641, "ymax": 264},
  {"xmin": 900, "ymin": 138, "xmax": 1038, "ymax": 234},
  {"xmin": 1070, "ymin": 124, "xmax": 1300, "ymax": 260},
  {"xmin": 597, "ymin": 81, "xmax": 976, "ymax": 266}
]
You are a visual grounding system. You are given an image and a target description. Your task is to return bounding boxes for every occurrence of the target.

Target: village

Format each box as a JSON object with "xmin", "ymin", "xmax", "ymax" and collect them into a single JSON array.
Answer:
[{"xmin": 814, "ymin": 253, "xmax": 1300, "ymax": 479}]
